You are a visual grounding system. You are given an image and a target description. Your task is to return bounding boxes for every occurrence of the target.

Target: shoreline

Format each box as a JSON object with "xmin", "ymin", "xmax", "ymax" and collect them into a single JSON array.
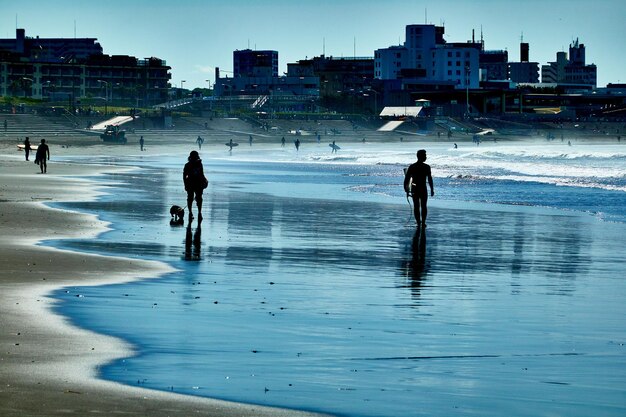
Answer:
[{"xmin": 0, "ymin": 156, "xmax": 330, "ymax": 417}]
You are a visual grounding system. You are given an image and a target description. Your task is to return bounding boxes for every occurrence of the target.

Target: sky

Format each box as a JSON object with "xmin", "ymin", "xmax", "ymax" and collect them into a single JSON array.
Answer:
[{"xmin": 1, "ymin": 0, "xmax": 625, "ymax": 89}]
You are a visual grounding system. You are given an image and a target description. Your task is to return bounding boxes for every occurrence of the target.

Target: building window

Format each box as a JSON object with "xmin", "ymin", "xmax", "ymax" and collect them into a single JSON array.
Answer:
[{"xmin": 456, "ymin": 61, "xmax": 461, "ymax": 66}]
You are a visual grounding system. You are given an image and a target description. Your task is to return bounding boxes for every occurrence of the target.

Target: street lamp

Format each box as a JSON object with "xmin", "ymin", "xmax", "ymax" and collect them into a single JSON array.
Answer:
[
  {"xmin": 21, "ymin": 77, "xmax": 33, "ymax": 98},
  {"xmin": 97, "ymin": 80, "xmax": 109, "ymax": 115},
  {"xmin": 465, "ymin": 65, "xmax": 470, "ymax": 118}
]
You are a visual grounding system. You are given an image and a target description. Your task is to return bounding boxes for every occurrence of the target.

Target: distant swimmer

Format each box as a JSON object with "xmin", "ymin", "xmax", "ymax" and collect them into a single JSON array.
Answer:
[
  {"xmin": 404, "ymin": 149, "xmax": 434, "ymax": 228},
  {"xmin": 454, "ymin": 143, "xmax": 458, "ymax": 149}
]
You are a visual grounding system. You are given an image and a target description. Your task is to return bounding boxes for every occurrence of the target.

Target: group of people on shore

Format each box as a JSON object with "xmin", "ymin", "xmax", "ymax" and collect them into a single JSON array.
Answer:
[
  {"xmin": 22, "ymin": 137, "xmax": 50, "ymax": 174},
  {"xmin": 181, "ymin": 147, "xmax": 434, "ymax": 229}
]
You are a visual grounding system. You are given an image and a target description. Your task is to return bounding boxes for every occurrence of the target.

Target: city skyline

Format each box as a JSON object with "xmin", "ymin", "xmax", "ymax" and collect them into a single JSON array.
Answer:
[{"xmin": 1, "ymin": 0, "xmax": 624, "ymax": 89}]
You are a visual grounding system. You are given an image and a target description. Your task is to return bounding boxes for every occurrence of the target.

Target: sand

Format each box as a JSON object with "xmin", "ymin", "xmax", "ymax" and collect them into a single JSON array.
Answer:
[{"xmin": 0, "ymin": 153, "xmax": 329, "ymax": 416}]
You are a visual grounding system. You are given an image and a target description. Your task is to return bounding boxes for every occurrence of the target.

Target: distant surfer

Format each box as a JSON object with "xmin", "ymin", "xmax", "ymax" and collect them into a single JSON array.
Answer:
[
  {"xmin": 331, "ymin": 140, "xmax": 338, "ymax": 153},
  {"xmin": 228, "ymin": 138, "xmax": 235, "ymax": 151},
  {"xmin": 35, "ymin": 139, "xmax": 50, "ymax": 174},
  {"xmin": 454, "ymin": 143, "xmax": 458, "ymax": 149},
  {"xmin": 183, "ymin": 151, "xmax": 207, "ymax": 222},
  {"xmin": 404, "ymin": 149, "xmax": 434, "ymax": 228},
  {"xmin": 24, "ymin": 137, "xmax": 31, "ymax": 161}
]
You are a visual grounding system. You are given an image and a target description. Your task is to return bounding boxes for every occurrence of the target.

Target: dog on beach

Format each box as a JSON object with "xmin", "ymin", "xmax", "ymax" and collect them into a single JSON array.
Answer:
[{"xmin": 170, "ymin": 205, "xmax": 185, "ymax": 225}]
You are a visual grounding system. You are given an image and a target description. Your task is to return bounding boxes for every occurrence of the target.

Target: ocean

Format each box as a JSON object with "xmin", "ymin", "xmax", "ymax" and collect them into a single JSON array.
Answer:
[{"xmin": 50, "ymin": 140, "xmax": 626, "ymax": 417}]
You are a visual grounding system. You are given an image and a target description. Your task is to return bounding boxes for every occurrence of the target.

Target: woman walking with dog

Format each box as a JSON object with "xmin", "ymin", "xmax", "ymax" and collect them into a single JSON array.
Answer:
[{"xmin": 183, "ymin": 150, "xmax": 208, "ymax": 222}]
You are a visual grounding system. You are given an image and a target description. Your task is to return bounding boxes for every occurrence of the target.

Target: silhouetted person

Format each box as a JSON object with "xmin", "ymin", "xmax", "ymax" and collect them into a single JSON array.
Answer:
[
  {"xmin": 281, "ymin": 136, "xmax": 286, "ymax": 147},
  {"xmin": 35, "ymin": 139, "xmax": 50, "ymax": 174},
  {"xmin": 24, "ymin": 137, "xmax": 31, "ymax": 161},
  {"xmin": 294, "ymin": 138, "xmax": 300, "ymax": 151},
  {"xmin": 139, "ymin": 136, "xmax": 145, "ymax": 151},
  {"xmin": 404, "ymin": 149, "xmax": 434, "ymax": 228},
  {"xmin": 249, "ymin": 135, "xmax": 253, "ymax": 146},
  {"xmin": 196, "ymin": 136, "xmax": 204, "ymax": 149},
  {"xmin": 227, "ymin": 138, "xmax": 235, "ymax": 152},
  {"xmin": 183, "ymin": 150, "xmax": 206, "ymax": 222}
]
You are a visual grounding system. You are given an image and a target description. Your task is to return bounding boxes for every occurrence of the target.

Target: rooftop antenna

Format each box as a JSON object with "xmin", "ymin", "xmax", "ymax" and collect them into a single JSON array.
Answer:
[{"xmin": 481, "ymin": 25, "xmax": 484, "ymax": 50}]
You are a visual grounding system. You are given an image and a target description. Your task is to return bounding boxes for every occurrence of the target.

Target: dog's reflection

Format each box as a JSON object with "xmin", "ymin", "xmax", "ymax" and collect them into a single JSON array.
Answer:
[{"xmin": 184, "ymin": 223, "xmax": 202, "ymax": 261}]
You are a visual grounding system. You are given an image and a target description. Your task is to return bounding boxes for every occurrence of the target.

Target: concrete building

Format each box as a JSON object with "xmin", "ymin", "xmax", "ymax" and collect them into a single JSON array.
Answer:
[
  {"xmin": 233, "ymin": 49, "xmax": 278, "ymax": 78},
  {"xmin": 0, "ymin": 29, "xmax": 171, "ymax": 105},
  {"xmin": 374, "ymin": 46, "xmax": 409, "ymax": 80},
  {"xmin": 479, "ymin": 50, "xmax": 509, "ymax": 81},
  {"xmin": 509, "ymin": 42, "xmax": 539, "ymax": 83},
  {"xmin": 374, "ymin": 24, "xmax": 479, "ymax": 90},
  {"xmin": 432, "ymin": 45, "xmax": 480, "ymax": 88},
  {"xmin": 541, "ymin": 39, "xmax": 597, "ymax": 87}
]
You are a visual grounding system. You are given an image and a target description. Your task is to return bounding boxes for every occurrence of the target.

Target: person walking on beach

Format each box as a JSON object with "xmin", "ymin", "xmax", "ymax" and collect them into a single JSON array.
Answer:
[
  {"xmin": 24, "ymin": 137, "xmax": 31, "ymax": 161},
  {"xmin": 281, "ymin": 136, "xmax": 286, "ymax": 147},
  {"xmin": 294, "ymin": 138, "xmax": 301, "ymax": 151},
  {"xmin": 404, "ymin": 149, "xmax": 434, "ymax": 228},
  {"xmin": 35, "ymin": 139, "xmax": 50, "ymax": 174},
  {"xmin": 183, "ymin": 150, "xmax": 207, "ymax": 222},
  {"xmin": 139, "ymin": 136, "xmax": 145, "ymax": 151},
  {"xmin": 196, "ymin": 136, "xmax": 204, "ymax": 149}
]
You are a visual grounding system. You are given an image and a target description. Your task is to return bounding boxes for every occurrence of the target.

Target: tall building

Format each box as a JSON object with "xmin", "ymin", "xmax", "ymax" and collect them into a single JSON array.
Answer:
[
  {"xmin": 233, "ymin": 49, "xmax": 278, "ymax": 78},
  {"xmin": 375, "ymin": 24, "xmax": 479, "ymax": 89},
  {"xmin": 509, "ymin": 42, "xmax": 539, "ymax": 83},
  {"xmin": 541, "ymin": 39, "xmax": 597, "ymax": 87},
  {"xmin": 374, "ymin": 46, "xmax": 409, "ymax": 80}
]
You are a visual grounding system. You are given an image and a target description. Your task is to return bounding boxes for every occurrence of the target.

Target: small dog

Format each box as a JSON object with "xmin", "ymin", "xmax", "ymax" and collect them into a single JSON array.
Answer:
[{"xmin": 170, "ymin": 205, "xmax": 185, "ymax": 225}]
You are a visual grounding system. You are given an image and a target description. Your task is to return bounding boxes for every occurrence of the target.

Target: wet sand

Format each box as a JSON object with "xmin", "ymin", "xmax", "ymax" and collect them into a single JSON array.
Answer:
[{"xmin": 0, "ymin": 155, "xmax": 329, "ymax": 416}]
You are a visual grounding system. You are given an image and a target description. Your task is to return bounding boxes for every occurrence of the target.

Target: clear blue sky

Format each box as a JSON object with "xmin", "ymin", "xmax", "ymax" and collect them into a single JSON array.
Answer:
[{"xmin": 2, "ymin": 0, "xmax": 624, "ymax": 88}]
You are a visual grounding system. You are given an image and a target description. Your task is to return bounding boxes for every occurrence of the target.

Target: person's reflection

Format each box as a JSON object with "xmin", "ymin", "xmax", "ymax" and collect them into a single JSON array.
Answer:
[
  {"xmin": 404, "ymin": 228, "xmax": 428, "ymax": 296},
  {"xmin": 184, "ymin": 223, "xmax": 202, "ymax": 261}
]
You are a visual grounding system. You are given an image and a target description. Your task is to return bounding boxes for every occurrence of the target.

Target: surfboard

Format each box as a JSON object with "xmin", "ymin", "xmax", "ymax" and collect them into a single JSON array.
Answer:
[
  {"xmin": 329, "ymin": 143, "xmax": 340, "ymax": 150},
  {"xmin": 225, "ymin": 142, "xmax": 239, "ymax": 147},
  {"xmin": 17, "ymin": 144, "xmax": 38, "ymax": 151}
]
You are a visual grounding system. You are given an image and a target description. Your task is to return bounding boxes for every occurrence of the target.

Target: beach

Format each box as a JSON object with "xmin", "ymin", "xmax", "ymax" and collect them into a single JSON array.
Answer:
[
  {"xmin": 1, "ymin": 131, "xmax": 625, "ymax": 416},
  {"xmin": 0, "ymin": 153, "xmax": 329, "ymax": 417}
]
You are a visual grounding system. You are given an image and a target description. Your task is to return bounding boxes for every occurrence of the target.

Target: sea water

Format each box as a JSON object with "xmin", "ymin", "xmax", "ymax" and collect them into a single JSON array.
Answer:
[{"xmin": 51, "ymin": 140, "xmax": 626, "ymax": 417}]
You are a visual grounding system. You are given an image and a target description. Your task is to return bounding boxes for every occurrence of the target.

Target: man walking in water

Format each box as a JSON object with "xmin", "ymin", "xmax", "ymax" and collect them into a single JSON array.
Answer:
[{"xmin": 404, "ymin": 149, "xmax": 434, "ymax": 228}]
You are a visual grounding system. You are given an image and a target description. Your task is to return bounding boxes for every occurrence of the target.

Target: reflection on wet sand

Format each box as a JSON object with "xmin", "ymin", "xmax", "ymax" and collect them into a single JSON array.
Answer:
[
  {"xmin": 184, "ymin": 223, "xmax": 202, "ymax": 261},
  {"xmin": 400, "ymin": 228, "xmax": 428, "ymax": 298}
]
